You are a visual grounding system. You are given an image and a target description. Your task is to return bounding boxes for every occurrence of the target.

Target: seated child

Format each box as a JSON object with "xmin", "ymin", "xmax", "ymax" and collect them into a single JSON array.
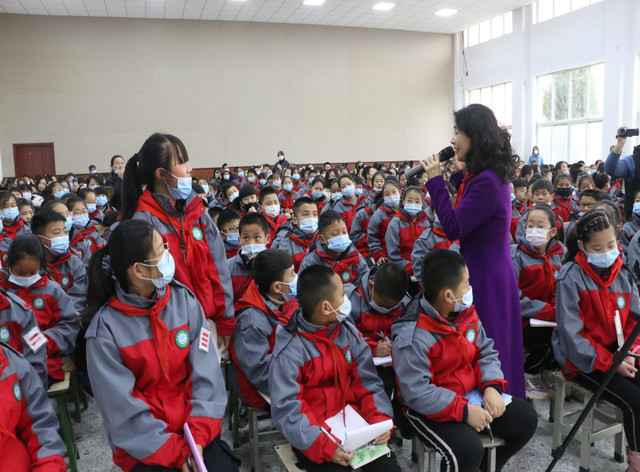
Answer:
[
  {"xmin": 269, "ymin": 265, "xmax": 400, "ymax": 471},
  {"xmin": 553, "ymin": 210, "xmax": 640, "ymax": 469},
  {"xmin": 259, "ymin": 186, "xmax": 288, "ymax": 247},
  {"xmin": 227, "ymin": 213, "xmax": 270, "ymax": 306},
  {"xmin": 510, "ymin": 178, "xmax": 530, "ymax": 238},
  {"xmin": 0, "ymin": 191, "xmax": 31, "ymax": 240},
  {"xmin": 299, "ymin": 210, "xmax": 368, "ymax": 286},
  {"xmin": 392, "ymin": 249, "xmax": 537, "ymax": 472},
  {"xmin": 18, "ymin": 199, "xmax": 34, "ymax": 226},
  {"xmin": 0, "ymin": 343, "xmax": 66, "ymax": 471},
  {"xmin": 350, "ymin": 193, "xmax": 382, "ymax": 260},
  {"xmin": 231, "ymin": 249, "xmax": 299, "ymax": 410},
  {"xmin": 367, "ymin": 180, "xmax": 401, "ymax": 266},
  {"xmin": 304, "ymin": 177, "xmax": 328, "ymax": 213},
  {"xmin": 217, "ymin": 209, "xmax": 241, "ymax": 259},
  {"xmin": 411, "ymin": 216, "xmax": 460, "ymax": 286},
  {"xmin": 273, "ymin": 197, "xmax": 319, "ymax": 271},
  {"xmin": 551, "ymin": 173, "xmax": 579, "ymax": 222},
  {"xmin": 66, "ymin": 196, "xmax": 106, "ymax": 262},
  {"xmin": 515, "ymin": 179, "xmax": 563, "ymax": 242},
  {"xmin": 94, "ymin": 186, "xmax": 116, "ymax": 215}
]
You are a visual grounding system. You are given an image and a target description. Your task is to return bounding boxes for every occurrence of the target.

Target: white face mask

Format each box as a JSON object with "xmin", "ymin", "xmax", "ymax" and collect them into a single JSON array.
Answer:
[
  {"xmin": 241, "ymin": 243, "xmax": 267, "ymax": 258},
  {"xmin": 276, "ymin": 274, "xmax": 298, "ymax": 302},
  {"xmin": 138, "ymin": 250, "xmax": 176, "ymax": 289},
  {"xmin": 9, "ymin": 271, "xmax": 41, "ymax": 288},
  {"xmin": 299, "ymin": 217, "xmax": 318, "ymax": 235},
  {"xmin": 327, "ymin": 294, "xmax": 352, "ymax": 323},
  {"xmin": 586, "ymin": 248, "xmax": 620, "ymax": 269},
  {"xmin": 525, "ymin": 227, "xmax": 549, "ymax": 248},
  {"xmin": 450, "ymin": 286, "xmax": 473, "ymax": 312},
  {"xmin": 263, "ymin": 204, "xmax": 281, "ymax": 218}
]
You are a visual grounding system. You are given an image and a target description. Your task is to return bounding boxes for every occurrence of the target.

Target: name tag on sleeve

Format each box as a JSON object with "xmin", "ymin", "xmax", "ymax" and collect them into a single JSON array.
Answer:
[{"xmin": 23, "ymin": 326, "xmax": 48, "ymax": 353}]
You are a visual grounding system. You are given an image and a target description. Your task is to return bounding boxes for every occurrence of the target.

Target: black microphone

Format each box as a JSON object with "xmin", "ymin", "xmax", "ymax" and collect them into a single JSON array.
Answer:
[{"xmin": 404, "ymin": 146, "xmax": 455, "ymax": 179}]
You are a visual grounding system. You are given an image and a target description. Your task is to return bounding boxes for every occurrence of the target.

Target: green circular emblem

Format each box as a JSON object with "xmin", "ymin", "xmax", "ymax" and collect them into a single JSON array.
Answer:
[
  {"xmin": 191, "ymin": 227, "xmax": 204, "ymax": 241},
  {"xmin": 617, "ymin": 295, "xmax": 626, "ymax": 309},
  {"xmin": 0, "ymin": 325, "xmax": 10, "ymax": 342},
  {"xmin": 32, "ymin": 296, "xmax": 45, "ymax": 310},
  {"xmin": 175, "ymin": 329, "xmax": 189, "ymax": 348},
  {"xmin": 554, "ymin": 270, "xmax": 559, "ymax": 280},
  {"xmin": 465, "ymin": 328, "xmax": 476, "ymax": 343},
  {"xmin": 13, "ymin": 381, "xmax": 22, "ymax": 402},
  {"xmin": 341, "ymin": 270, "xmax": 352, "ymax": 283},
  {"xmin": 1, "ymin": 254, "xmax": 7, "ymax": 263},
  {"xmin": 60, "ymin": 276, "xmax": 70, "ymax": 288},
  {"xmin": 344, "ymin": 347, "xmax": 353, "ymax": 365}
]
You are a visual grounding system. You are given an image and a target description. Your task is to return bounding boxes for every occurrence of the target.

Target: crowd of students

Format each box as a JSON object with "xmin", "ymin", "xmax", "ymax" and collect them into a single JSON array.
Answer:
[{"xmin": 2, "ymin": 110, "xmax": 640, "ymax": 472}]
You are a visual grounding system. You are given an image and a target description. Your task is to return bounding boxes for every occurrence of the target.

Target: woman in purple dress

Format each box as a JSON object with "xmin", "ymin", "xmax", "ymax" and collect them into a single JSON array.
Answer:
[{"xmin": 420, "ymin": 104, "xmax": 525, "ymax": 397}]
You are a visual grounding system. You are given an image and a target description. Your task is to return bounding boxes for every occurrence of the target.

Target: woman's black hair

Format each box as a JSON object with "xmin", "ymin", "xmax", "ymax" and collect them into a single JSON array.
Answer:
[
  {"xmin": 80, "ymin": 219, "xmax": 157, "ymax": 324},
  {"xmin": 565, "ymin": 209, "xmax": 612, "ymax": 262},
  {"xmin": 121, "ymin": 133, "xmax": 189, "ymax": 221},
  {"xmin": 7, "ymin": 234, "xmax": 46, "ymax": 271},
  {"xmin": 453, "ymin": 104, "xmax": 516, "ymax": 183}
]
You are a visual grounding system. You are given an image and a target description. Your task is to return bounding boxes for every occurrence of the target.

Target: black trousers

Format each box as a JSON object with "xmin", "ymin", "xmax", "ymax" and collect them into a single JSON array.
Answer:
[
  {"xmin": 522, "ymin": 325, "xmax": 556, "ymax": 374},
  {"xmin": 130, "ymin": 435, "xmax": 240, "ymax": 472},
  {"xmin": 294, "ymin": 447, "xmax": 401, "ymax": 472},
  {"xmin": 574, "ymin": 370, "xmax": 640, "ymax": 451},
  {"xmin": 405, "ymin": 397, "xmax": 537, "ymax": 472}
]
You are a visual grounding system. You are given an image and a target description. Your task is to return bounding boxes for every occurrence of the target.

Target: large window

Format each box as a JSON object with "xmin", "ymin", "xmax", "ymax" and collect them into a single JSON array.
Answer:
[
  {"xmin": 535, "ymin": 63, "xmax": 604, "ymax": 164},
  {"xmin": 464, "ymin": 12, "xmax": 513, "ymax": 48},
  {"xmin": 532, "ymin": 0, "xmax": 603, "ymax": 24},
  {"xmin": 467, "ymin": 82, "xmax": 513, "ymax": 130}
]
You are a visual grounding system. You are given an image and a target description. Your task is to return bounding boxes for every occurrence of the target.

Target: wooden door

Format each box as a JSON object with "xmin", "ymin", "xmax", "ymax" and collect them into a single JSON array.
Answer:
[{"xmin": 13, "ymin": 142, "xmax": 56, "ymax": 177}]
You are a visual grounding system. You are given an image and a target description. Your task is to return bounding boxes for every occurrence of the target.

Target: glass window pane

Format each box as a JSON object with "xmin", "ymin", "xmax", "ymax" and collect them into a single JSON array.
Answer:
[
  {"xmin": 532, "ymin": 1, "xmax": 538, "ymax": 24},
  {"xmin": 468, "ymin": 25, "xmax": 479, "ymax": 47},
  {"xmin": 504, "ymin": 82, "xmax": 513, "ymax": 126},
  {"xmin": 589, "ymin": 63, "xmax": 605, "ymax": 117},
  {"xmin": 469, "ymin": 89, "xmax": 481, "ymax": 104},
  {"xmin": 571, "ymin": 67, "xmax": 588, "ymax": 119},
  {"xmin": 587, "ymin": 121, "xmax": 603, "ymax": 163},
  {"xmin": 493, "ymin": 84, "xmax": 505, "ymax": 125},
  {"xmin": 538, "ymin": 0, "xmax": 554, "ymax": 22},
  {"xmin": 504, "ymin": 12, "xmax": 513, "ymax": 34},
  {"xmin": 572, "ymin": 0, "xmax": 590, "ymax": 10},
  {"xmin": 480, "ymin": 86, "xmax": 492, "ymax": 108},
  {"xmin": 537, "ymin": 126, "xmax": 553, "ymax": 163},
  {"xmin": 491, "ymin": 15, "xmax": 503, "ymax": 39},
  {"xmin": 538, "ymin": 75, "xmax": 553, "ymax": 122},
  {"xmin": 554, "ymin": 0, "xmax": 571, "ymax": 16},
  {"xmin": 479, "ymin": 20, "xmax": 491, "ymax": 43},
  {"xmin": 554, "ymin": 71, "xmax": 570, "ymax": 121},
  {"xmin": 569, "ymin": 123, "xmax": 587, "ymax": 163},
  {"xmin": 552, "ymin": 124, "xmax": 569, "ymax": 162}
]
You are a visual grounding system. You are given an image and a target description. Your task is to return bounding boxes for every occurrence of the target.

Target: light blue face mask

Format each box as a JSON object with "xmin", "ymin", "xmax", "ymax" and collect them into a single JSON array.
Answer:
[
  {"xmin": 277, "ymin": 274, "xmax": 298, "ymax": 302},
  {"xmin": 273, "ymin": 181, "xmax": 282, "ymax": 188},
  {"xmin": 283, "ymin": 184, "xmax": 294, "ymax": 193},
  {"xmin": 330, "ymin": 192, "xmax": 342, "ymax": 202},
  {"xmin": 72, "ymin": 214, "xmax": 89, "ymax": 228},
  {"xmin": 165, "ymin": 171, "xmax": 192, "ymax": 200},
  {"xmin": 225, "ymin": 232, "xmax": 239, "ymax": 246},
  {"xmin": 633, "ymin": 202, "xmax": 640, "ymax": 216},
  {"xmin": 292, "ymin": 173, "xmax": 300, "ymax": 180},
  {"xmin": 63, "ymin": 217, "xmax": 73, "ymax": 232},
  {"xmin": 328, "ymin": 295, "xmax": 352, "ymax": 323},
  {"xmin": 22, "ymin": 192, "xmax": 32, "ymax": 200},
  {"xmin": 248, "ymin": 176, "xmax": 256, "ymax": 184},
  {"xmin": 385, "ymin": 195, "xmax": 400, "ymax": 207},
  {"xmin": 586, "ymin": 248, "xmax": 620, "ymax": 269},
  {"xmin": 325, "ymin": 234, "xmax": 351, "ymax": 253},
  {"xmin": 404, "ymin": 203, "xmax": 422, "ymax": 215},
  {"xmin": 238, "ymin": 171, "xmax": 245, "ymax": 178},
  {"xmin": 451, "ymin": 286, "xmax": 473, "ymax": 312},
  {"xmin": 341, "ymin": 185, "xmax": 356, "ymax": 198},
  {"xmin": 96, "ymin": 196, "xmax": 108, "ymax": 207},
  {"xmin": 259, "ymin": 179, "xmax": 267, "ymax": 186},
  {"xmin": 2, "ymin": 207, "xmax": 19, "ymax": 223},
  {"xmin": 138, "ymin": 250, "xmax": 176, "ymax": 289},
  {"xmin": 87, "ymin": 203, "xmax": 97, "ymax": 214},
  {"xmin": 299, "ymin": 217, "xmax": 318, "ymax": 235},
  {"xmin": 54, "ymin": 190, "xmax": 66, "ymax": 199},
  {"xmin": 45, "ymin": 235, "xmax": 70, "ymax": 256}
]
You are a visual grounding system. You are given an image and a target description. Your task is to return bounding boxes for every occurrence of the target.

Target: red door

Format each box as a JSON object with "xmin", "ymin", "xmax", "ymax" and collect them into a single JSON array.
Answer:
[{"xmin": 13, "ymin": 142, "xmax": 56, "ymax": 177}]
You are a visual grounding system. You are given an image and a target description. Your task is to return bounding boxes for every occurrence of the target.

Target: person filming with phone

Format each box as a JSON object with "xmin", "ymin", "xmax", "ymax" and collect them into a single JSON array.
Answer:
[{"xmin": 604, "ymin": 126, "xmax": 640, "ymax": 221}]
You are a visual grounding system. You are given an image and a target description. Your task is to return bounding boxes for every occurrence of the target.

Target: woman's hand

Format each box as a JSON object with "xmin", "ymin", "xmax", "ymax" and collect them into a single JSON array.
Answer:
[{"xmin": 420, "ymin": 155, "xmax": 442, "ymax": 180}]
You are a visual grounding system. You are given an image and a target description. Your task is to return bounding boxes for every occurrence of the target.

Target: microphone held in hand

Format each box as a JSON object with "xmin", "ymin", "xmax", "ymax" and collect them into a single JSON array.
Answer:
[{"xmin": 405, "ymin": 146, "xmax": 455, "ymax": 179}]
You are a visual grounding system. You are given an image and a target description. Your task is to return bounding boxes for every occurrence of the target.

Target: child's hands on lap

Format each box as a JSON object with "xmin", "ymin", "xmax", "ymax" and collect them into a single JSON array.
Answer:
[
  {"xmin": 466, "ymin": 404, "xmax": 493, "ymax": 433},
  {"xmin": 375, "ymin": 342, "xmax": 392, "ymax": 357},
  {"xmin": 482, "ymin": 387, "xmax": 506, "ymax": 418},
  {"xmin": 331, "ymin": 449, "xmax": 354, "ymax": 466}
]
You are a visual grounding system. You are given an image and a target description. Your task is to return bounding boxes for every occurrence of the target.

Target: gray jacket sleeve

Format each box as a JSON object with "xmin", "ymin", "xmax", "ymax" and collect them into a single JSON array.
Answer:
[
  {"xmin": 45, "ymin": 284, "xmax": 80, "ymax": 356},
  {"xmin": 233, "ymin": 308, "xmax": 274, "ymax": 393},
  {"xmin": 385, "ymin": 218, "xmax": 408, "ymax": 269}
]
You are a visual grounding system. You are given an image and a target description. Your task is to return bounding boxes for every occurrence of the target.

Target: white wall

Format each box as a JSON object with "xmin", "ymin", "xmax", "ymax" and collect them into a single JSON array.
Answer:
[
  {"xmin": 454, "ymin": 0, "xmax": 640, "ymax": 162},
  {"xmin": 0, "ymin": 14, "xmax": 455, "ymax": 176}
]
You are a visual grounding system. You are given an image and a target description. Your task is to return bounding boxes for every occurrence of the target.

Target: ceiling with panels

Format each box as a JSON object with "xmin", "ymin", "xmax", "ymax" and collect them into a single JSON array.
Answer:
[{"xmin": 0, "ymin": 0, "xmax": 534, "ymax": 33}]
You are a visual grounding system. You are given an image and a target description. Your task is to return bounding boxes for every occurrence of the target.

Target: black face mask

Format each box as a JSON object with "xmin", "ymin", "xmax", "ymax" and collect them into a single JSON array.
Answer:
[{"xmin": 556, "ymin": 187, "xmax": 573, "ymax": 198}]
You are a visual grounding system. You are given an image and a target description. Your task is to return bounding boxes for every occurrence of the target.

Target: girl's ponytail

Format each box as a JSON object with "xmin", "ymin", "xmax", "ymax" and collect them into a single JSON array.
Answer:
[{"xmin": 120, "ymin": 153, "xmax": 142, "ymax": 221}]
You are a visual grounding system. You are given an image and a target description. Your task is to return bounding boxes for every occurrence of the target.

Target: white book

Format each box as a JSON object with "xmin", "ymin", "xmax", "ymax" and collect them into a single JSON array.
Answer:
[
  {"xmin": 373, "ymin": 355, "xmax": 392, "ymax": 367},
  {"xmin": 324, "ymin": 404, "xmax": 393, "ymax": 452},
  {"xmin": 530, "ymin": 319, "xmax": 557, "ymax": 328}
]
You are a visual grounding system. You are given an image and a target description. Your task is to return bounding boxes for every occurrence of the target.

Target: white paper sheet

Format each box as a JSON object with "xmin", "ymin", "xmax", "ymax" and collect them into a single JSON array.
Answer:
[
  {"xmin": 530, "ymin": 319, "xmax": 557, "ymax": 328},
  {"xmin": 325, "ymin": 405, "xmax": 393, "ymax": 452},
  {"xmin": 373, "ymin": 356, "xmax": 392, "ymax": 367}
]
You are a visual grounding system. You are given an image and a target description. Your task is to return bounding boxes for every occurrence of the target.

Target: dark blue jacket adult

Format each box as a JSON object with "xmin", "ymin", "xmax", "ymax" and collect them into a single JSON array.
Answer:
[{"xmin": 605, "ymin": 146, "xmax": 640, "ymax": 221}]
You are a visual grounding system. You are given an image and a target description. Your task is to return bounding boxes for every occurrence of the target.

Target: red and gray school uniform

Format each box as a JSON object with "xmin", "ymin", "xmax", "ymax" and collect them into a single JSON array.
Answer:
[
  {"xmin": 346, "ymin": 277, "xmax": 409, "ymax": 356},
  {"xmin": 0, "ymin": 343, "xmax": 66, "ymax": 472},
  {"xmin": 227, "ymin": 252, "xmax": 253, "ymax": 308},
  {"xmin": 0, "ymin": 292, "xmax": 48, "ymax": 387},
  {"xmin": 0, "ymin": 269, "xmax": 79, "ymax": 383},
  {"xmin": 133, "ymin": 190, "xmax": 235, "ymax": 337},
  {"xmin": 551, "ymin": 196, "xmax": 579, "ymax": 222},
  {"xmin": 268, "ymin": 312, "xmax": 393, "ymax": 463},
  {"xmin": 515, "ymin": 208, "xmax": 564, "ymax": 243},
  {"xmin": 621, "ymin": 214, "xmax": 640, "ymax": 250},
  {"xmin": 510, "ymin": 200, "xmax": 531, "ymax": 240},
  {"xmin": 303, "ymin": 190, "xmax": 327, "ymax": 213},
  {"xmin": 0, "ymin": 232, "xmax": 13, "ymax": 267},
  {"xmin": 391, "ymin": 296, "xmax": 507, "ymax": 423},
  {"xmin": 264, "ymin": 213, "xmax": 289, "ymax": 248},
  {"xmin": 86, "ymin": 281, "xmax": 227, "ymax": 472},
  {"xmin": 349, "ymin": 207, "xmax": 373, "ymax": 258},
  {"xmin": 299, "ymin": 242, "xmax": 368, "ymax": 286},
  {"xmin": 321, "ymin": 195, "xmax": 368, "ymax": 233},
  {"xmin": 223, "ymin": 239, "xmax": 239, "ymax": 259},
  {"xmin": 385, "ymin": 209, "xmax": 431, "ymax": 275},
  {"xmin": 2, "ymin": 219, "xmax": 31, "ymax": 240},
  {"xmin": 367, "ymin": 204, "xmax": 397, "ymax": 261},
  {"xmin": 411, "ymin": 222, "xmax": 460, "ymax": 285},
  {"xmin": 278, "ymin": 189, "xmax": 298, "ymax": 212},
  {"xmin": 273, "ymin": 224, "xmax": 317, "ymax": 271},
  {"xmin": 511, "ymin": 239, "xmax": 566, "ymax": 324},
  {"xmin": 552, "ymin": 252, "xmax": 640, "ymax": 379},
  {"xmin": 230, "ymin": 281, "xmax": 298, "ymax": 409},
  {"xmin": 69, "ymin": 224, "xmax": 106, "ymax": 263},
  {"xmin": 46, "ymin": 251, "xmax": 87, "ymax": 313},
  {"xmin": 628, "ymin": 231, "xmax": 640, "ymax": 279}
]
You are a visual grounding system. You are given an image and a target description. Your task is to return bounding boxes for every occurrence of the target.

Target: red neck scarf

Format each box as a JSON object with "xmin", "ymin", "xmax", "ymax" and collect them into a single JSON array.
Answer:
[
  {"xmin": 290, "ymin": 232, "xmax": 316, "ymax": 250},
  {"xmin": 574, "ymin": 250, "xmax": 623, "ymax": 316},
  {"xmin": 317, "ymin": 247, "xmax": 361, "ymax": 277},
  {"xmin": 109, "ymin": 286, "xmax": 172, "ymax": 381},
  {"xmin": 3, "ymin": 220, "xmax": 24, "ymax": 240},
  {"xmin": 235, "ymin": 281, "xmax": 299, "ymax": 324},
  {"xmin": 453, "ymin": 172, "xmax": 472, "ymax": 209},
  {"xmin": 553, "ymin": 196, "xmax": 574, "ymax": 211}
]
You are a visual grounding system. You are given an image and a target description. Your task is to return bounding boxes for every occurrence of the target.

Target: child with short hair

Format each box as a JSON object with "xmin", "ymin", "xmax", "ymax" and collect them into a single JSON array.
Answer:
[
  {"xmin": 233, "ymin": 185, "xmax": 259, "ymax": 215},
  {"xmin": 553, "ymin": 210, "xmax": 640, "ymax": 469},
  {"xmin": 393, "ymin": 249, "xmax": 537, "ymax": 472},
  {"xmin": 551, "ymin": 173, "xmax": 579, "ymax": 222},
  {"xmin": 231, "ymin": 249, "xmax": 299, "ymax": 410},
  {"xmin": 94, "ymin": 186, "xmax": 115, "ymax": 215},
  {"xmin": 322, "ymin": 174, "xmax": 367, "ymax": 232},
  {"xmin": 350, "ymin": 193, "xmax": 383, "ymax": 259},
  {"xmin": 385, "ymin": 186, "xmax": 431, "ymax": 276},
  {"xmin": 269, "ymin": 265, "xmax": 400, "ymax": 471},
  {"xmin": 367, "ymin": 180, "xmax": 401, "ymax": 266},
  {"xmin": 66, "ymin": 196, "xmax": 106, "ymax": 262},
  {"xmin": 259, "ymin": 186, "xmax": 288, "ymax": 246},
  {"xmin": 510, "ymin": 178, "xmax": 530, "ymax": 238},
  {"xmin": 304, "ymin": 177, "xmax": 328, "ymax": 213},
  {"xmin": 279, "ymin": 175, "xmax": 298, "ymax": 214},
  {"xmin": 515, "ymin": 179, "xmax": 562, "ymax": 242},
  {"xmin": 273, "ymin": 197, "xmax": 319, "ymax": 271},
  {"xmin": 18, "ymin": 199, "xmax": 35, "ymax": 226},
  {"xmin": 227, "ymin": 213, "xmax": 270, "ymax": 306},
  {"xmin": 300, "ymin": 210, "xmax": 368, "ymax": 286},
  {"xmin": 0, "ymin": 191, "xmax": 31, "ymax": 240},
  {"xmin": 217, "ymin": 209, "xmax": 241, "ymax": 259}
]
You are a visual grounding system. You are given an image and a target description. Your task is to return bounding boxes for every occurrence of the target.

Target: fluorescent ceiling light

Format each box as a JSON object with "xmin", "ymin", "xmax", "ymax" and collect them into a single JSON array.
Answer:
[
  {"xmin": 435, "ymin": 8, "xmax": 457, "ymax": 16},
  {"xmin": 304, "ymin": 0, "xmax": 325, "ymax": 5},
  {"xmin": 372, "ymin": 2, "xmax": 394, "ymax": 11}
]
